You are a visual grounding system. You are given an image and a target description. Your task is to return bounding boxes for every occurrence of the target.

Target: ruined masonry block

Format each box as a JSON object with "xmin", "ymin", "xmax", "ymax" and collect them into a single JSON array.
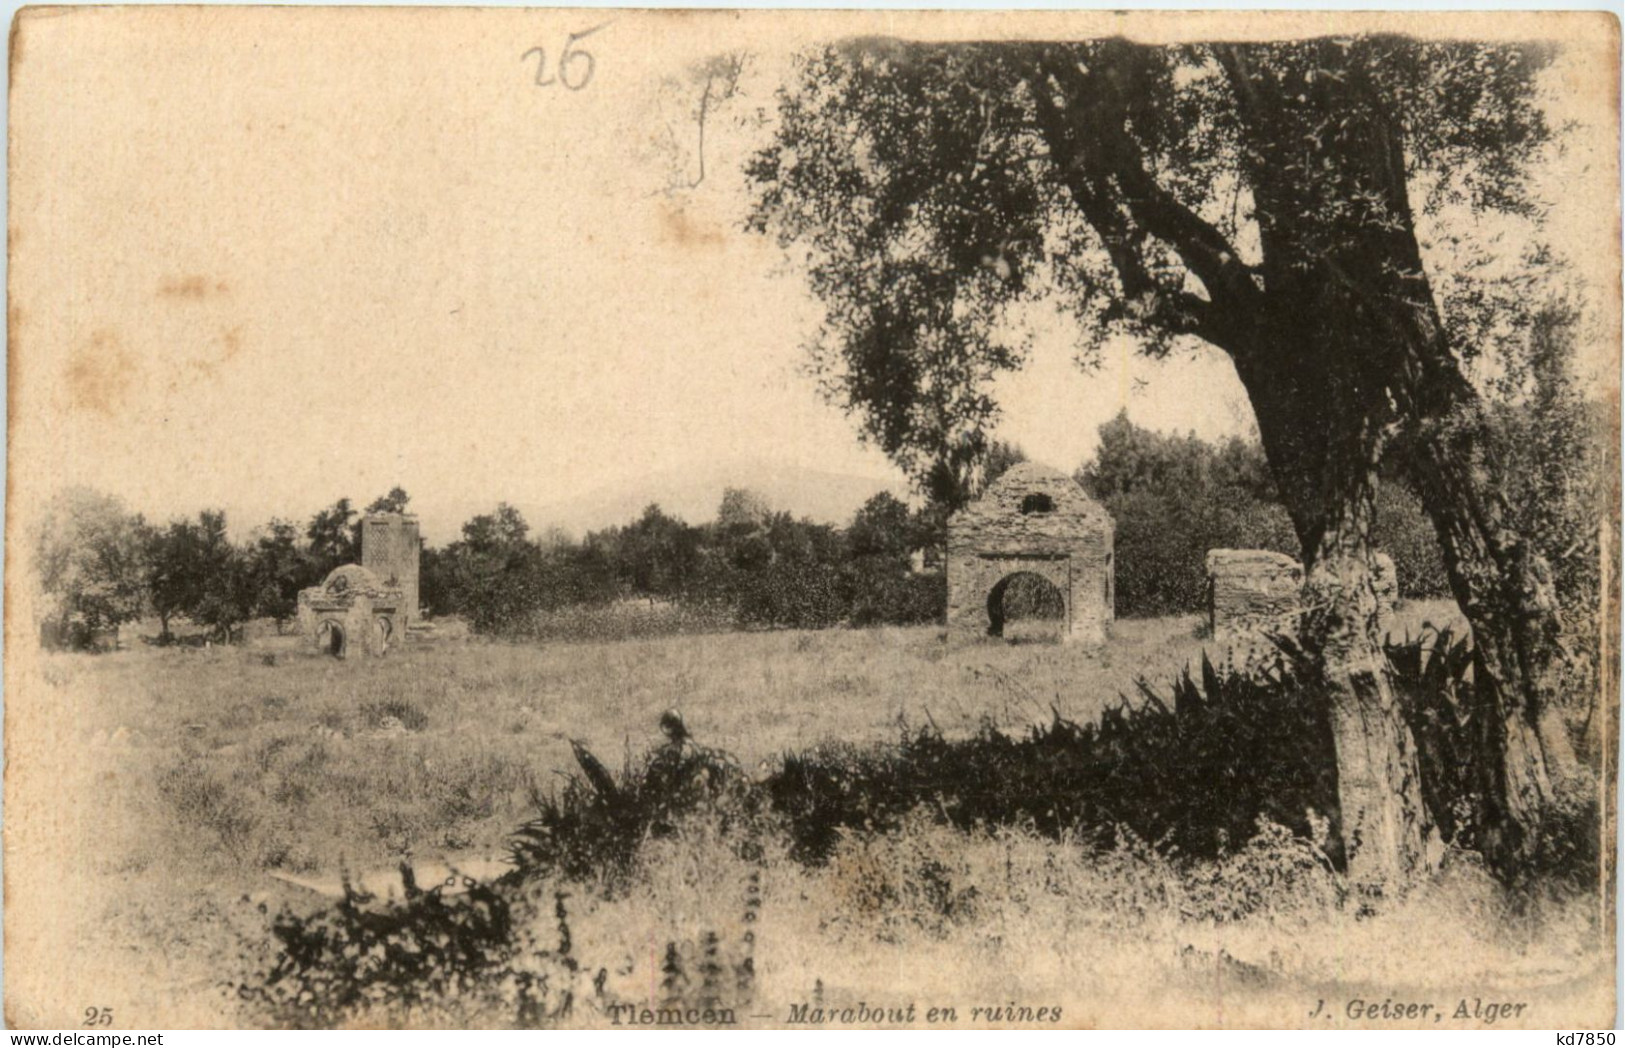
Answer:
[
  {"xmin": 1206, "ymin": 548, "xmax": 1401, "ymax": 646},
  {"xmin": 1206, "ymin": 548, "xmax": 1303, "ymax": 644}
]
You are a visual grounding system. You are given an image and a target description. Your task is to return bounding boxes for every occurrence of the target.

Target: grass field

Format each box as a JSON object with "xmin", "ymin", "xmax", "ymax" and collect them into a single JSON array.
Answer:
[{"xmin": 8, "ymin": 600, "xmax": 1612, "ymax": 1029}]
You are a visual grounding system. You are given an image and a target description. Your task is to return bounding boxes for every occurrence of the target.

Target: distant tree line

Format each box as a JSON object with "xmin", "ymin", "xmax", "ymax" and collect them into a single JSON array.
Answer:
[
  {"xmin": 34, "ymin": 416, "xmax": 1467, "ymax": 651},
  {"xmin": 418, "ymin": 487, "xmax": 946, "ymax": 636}
]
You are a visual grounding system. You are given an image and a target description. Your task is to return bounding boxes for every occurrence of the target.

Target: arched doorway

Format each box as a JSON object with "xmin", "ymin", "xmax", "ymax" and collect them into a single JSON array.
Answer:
[
  {"xmin": 987, "ymin": 571, "xmax": 1067, "ymax": 643},
  {"xmin": 318, "ymin": 620, "xmax": 347, "ymax": 659}
]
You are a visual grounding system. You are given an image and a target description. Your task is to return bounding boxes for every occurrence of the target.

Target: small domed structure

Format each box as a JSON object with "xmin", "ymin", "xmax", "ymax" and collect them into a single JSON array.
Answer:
[
  {"xmin": 320, "ymin": 564, "xmax": 386, "ymax": 596},
  {"xmin": 294, "ymin": 514, "xmax": 421, "ymax": 659},
  {"xmin": 946, "ymin": 462, "xmax": 1115, "ymax": 644},
  {"xmin": 297, "ymin": 563, "xmax": 404, "ymax": 659}
]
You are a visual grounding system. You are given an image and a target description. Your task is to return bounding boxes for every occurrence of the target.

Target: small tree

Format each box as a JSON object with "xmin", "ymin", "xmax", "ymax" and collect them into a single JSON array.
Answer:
[
  {"xmin": 366, "ymin": 486, "xmax": 412, "ymax": 515},
  {"xmin": 35, "ymin": 488, "xmax": 148, "ymax": 648},
  {"xmin": 142, "ymin": 509, "xmax": 253, "ymax": 642},
  {"xmin": 146, "ymin": 518, "xmax": 206, "ymax": 641},
  {"xmin": 251, "ymin": 519, "xmax": 314, "ymax": 632},
  {"xmin": 847, "ymin": 492, "xmax": 914, "ymax": 565},
  {"xmin": 306, "ymin": 498, "xmax": 359, "ymax": 577},
  {"xmin": 460, "ymin": 503, "xmax": 531, "ymax": 553},
  {"xmin": 193, "ymin": 545, "xmax": 259, "ymax": 643},
  {"xmin": 980, "ymin": 440, "xmax": 1028, "ymax": 497},
  {"xmin": 608, "ymin": 504, "xmax": 701, "ymax": 599},
  {"xmin": 436, "ymin": 504, "xmax": 540, "ymax": 631},
  {"xmin": 714, "ymin": 488, "xmax": 775, "ymax": 572}
]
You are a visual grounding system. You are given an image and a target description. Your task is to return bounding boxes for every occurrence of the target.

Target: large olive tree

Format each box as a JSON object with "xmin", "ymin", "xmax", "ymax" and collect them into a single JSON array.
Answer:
[{"xmin": 745, "ymin": 35, "xmax": 1584, "ymax": 888}]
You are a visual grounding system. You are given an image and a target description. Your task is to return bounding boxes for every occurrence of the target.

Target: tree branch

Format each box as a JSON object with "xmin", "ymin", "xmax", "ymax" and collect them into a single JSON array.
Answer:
[{"xmin": 1025, "ymin": 44, "xmax": 1263, "ymax": 348}]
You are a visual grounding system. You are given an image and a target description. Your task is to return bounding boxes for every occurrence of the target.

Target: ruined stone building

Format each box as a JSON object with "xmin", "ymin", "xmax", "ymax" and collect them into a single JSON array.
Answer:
[
  {"xmin": 946, "ymin": 462, "xmax": 1115, "ymax": 644},
  {"xmin": 1206, "ymin": 548, "xmax": 1399, "ymax": 647},
  {"xmin": 1205, "ymin": 548, "xmax": 1303, "ymax": 646},
  {"xmin": 297, "ymin": 513, "xmax": 420, "ymax": 658}
]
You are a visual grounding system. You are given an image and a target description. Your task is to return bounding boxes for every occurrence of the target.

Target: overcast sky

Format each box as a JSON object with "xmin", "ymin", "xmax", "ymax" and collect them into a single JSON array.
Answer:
[{"xmin": 11, "ymin": 10, "xmax": 1615, "ymax": 546}]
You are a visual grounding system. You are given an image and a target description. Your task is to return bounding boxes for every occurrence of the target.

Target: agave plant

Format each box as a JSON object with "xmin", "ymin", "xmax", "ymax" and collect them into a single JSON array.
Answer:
[
  {"xmin": 1386, "ymin": 628, "xmax": 1479, "ymax": 846},
  {"xmin": 508, "ymin": 713, "xmax": 769, "ymax": 887}
]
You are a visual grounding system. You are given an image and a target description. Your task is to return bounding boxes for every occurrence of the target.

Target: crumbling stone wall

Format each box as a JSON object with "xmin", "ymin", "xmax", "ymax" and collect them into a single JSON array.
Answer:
[
  {"xmin": 1207, "ymin": 548, "xmax": 1401, "ymax": 646},
  {"xmin": 1206, "ymin": 549, "xmax": 1302, "ymax": 644},
  {"xmin": 947, "ymin": 462, "xmax": 1114, "ymax": 644}
]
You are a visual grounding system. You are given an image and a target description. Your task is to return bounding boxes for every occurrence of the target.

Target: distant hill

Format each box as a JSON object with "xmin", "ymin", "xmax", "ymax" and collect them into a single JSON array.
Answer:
[{"xmin": 417, "ymin": 460, "xmax": 908, "ymax": 546}]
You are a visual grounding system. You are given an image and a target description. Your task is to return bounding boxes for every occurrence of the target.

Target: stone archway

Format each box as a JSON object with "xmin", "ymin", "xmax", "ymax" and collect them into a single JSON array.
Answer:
[
  {"xmin": 986, "ymin": 570, "xmax": 1068, "ymax": 642},
  {"xmin": 945, "ymin": 461, "xmax": 1114, "ymax": 645},
  {"xmin": 318, "ymin": 619, "xmax": 347, "ymax": 659}
]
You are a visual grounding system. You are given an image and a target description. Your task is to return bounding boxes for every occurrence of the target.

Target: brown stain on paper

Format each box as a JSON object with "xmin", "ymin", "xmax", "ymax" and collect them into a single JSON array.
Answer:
[
  {"xmin": 185, "ymin": 326, "xmax": 245, "ymax": 381},
  {"xmin": 64, "ymin": 330, "xmax": 137, "ymax": 416},
  {"xmin": 659, "ymin": 202, "xmax": 725, "ymax": 250},
  {"xmin": 8, "ymin": 9, "xmax": 24, "ymax": 95},
  {"xmin": 158, "ymin": 274, "xmax": 230, "ymax": 299}
]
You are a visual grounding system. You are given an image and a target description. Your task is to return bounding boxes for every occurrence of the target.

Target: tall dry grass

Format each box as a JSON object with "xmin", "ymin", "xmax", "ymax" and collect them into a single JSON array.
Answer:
[{"xmin": 27, "ymin": 597, "xmax": 1600, "ymax": 1033}]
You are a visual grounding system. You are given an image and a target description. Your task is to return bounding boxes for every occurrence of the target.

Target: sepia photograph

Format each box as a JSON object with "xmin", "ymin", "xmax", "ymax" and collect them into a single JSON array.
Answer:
[{"xmin": 4, "ymin": 6, "xmax": 1620, "ymax": 1031}]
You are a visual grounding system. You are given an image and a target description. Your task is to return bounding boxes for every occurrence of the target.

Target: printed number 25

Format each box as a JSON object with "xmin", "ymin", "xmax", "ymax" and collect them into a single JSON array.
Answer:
[
  {"xmin": 523, "ymin": 24, "xmax": 605, "ymax": 91},
  {"xmin": 83, "ymin": 1007, "xmax": 113, "ymax": 1027}
]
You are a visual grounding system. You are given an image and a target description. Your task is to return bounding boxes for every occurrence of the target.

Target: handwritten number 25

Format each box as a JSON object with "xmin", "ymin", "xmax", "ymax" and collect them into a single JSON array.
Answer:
[{"xmin": 524, "ymin": 24, "xmax": 604, "ymax": 91}]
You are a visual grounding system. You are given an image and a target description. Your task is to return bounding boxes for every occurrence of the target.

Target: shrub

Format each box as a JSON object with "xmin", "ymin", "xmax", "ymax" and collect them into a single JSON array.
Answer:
[
  {"xmin": 732, "ymin": 562, "xmax": 849, "ymax": 630},
  {"xmin": 359, "ymin": 699, "xmax": 429, "ymax": 733},
  {"xmin": 238, "ymin": 872, "xmax": 580, "ymax": 1028},
  {"xmin": 845, "ymin": 567, "xmax": 945, "ymax": 628},
  {"xmin": 158, "ymin": 764, "xmax": 261, "ymax": 864},
  {"xmin": 1388, "ymin": 627, "xmax": 1599, "ymax": 881},
  {"xmin": 1179, "ymin": 818, "xmax": 1346, "ymax": 922},
  {"xmin": 1372, "ymin": 484, "xmax": 1451, "ymax": 599},
  {"xmin": 769, "ymin": 648, "xmax": 1341, "ymax": 866},
  {"xmin": 508, "ymin": 720, "xmax": 773, "ymax": 888},
  {"xmin": 519, "ymin": 601, "xmax": 733, "ymax": 644}
]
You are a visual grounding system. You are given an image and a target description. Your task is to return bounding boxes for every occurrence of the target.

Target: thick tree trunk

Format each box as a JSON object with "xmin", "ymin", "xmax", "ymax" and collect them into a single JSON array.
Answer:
[
  {"xmin": 1306, "ymin": 543, "xmax": 1443, "ymax": 891},
  {"xmin": 1398, "ymin": 369, "xmax": 1584, "ymax": 873},
  {"xmin": 1031, "ymin": 39, "xmax": 1571, "ymax": 885},
  {"xmin": 1239, "ymin": 351, "xmax": 1441, "ymax": 891}
]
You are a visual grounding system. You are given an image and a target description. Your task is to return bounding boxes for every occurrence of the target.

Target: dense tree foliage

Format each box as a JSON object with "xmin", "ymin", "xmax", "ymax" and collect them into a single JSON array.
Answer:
[
  {"xmin": 305, "ymin": 498, "xmax": 359, "ymax": 579},
  {"xmin": 34, "ymin": 488, "xmax": 149, "ymax": 646},
  {"xmin": 146, "ymin": 512, "xmax": 231, "ymax": 640},
  {"xmin": 250, "ymin": 520, "xmax": 311, "ymax": 632},
  {"xmin": 1079, "ymin": 412, "xmax": 1448, "ymax": 617},
  {"xmin": 184, "ymin": 511, "xmax": 259, "ymax": 643},
  {"xmin": 366, "ymin": 487, "xmax": 412, "ymax": 515}
]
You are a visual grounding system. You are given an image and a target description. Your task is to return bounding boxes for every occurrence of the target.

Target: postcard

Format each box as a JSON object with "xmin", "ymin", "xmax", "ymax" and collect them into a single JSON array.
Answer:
[{"xmin": 6, "ymin": 7, "xmax": 1619, "ymax": 1029}]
